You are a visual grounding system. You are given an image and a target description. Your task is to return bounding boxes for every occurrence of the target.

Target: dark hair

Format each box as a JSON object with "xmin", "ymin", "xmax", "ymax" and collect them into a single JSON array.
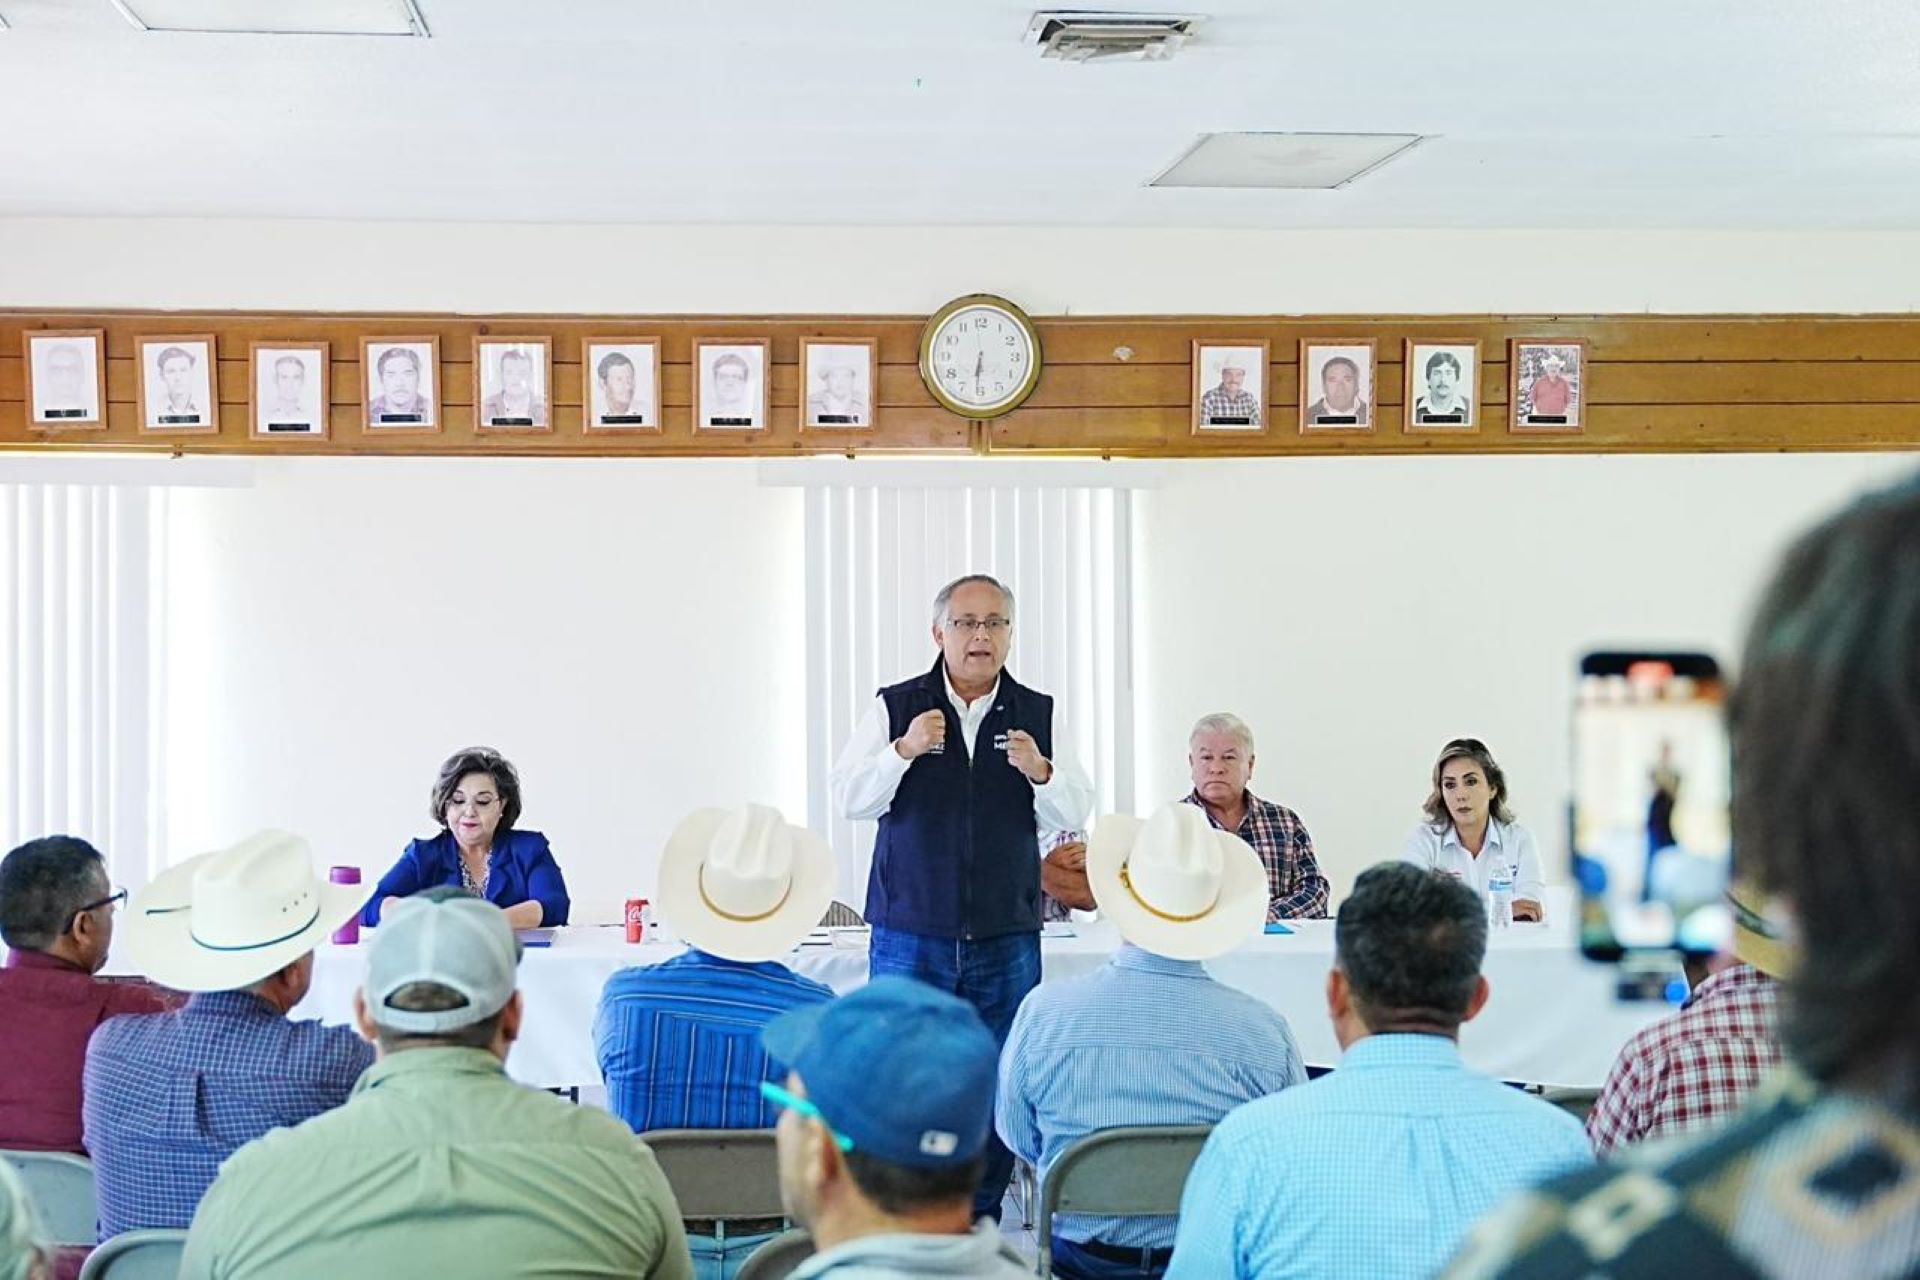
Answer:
[
  {"xmin": 156, "ymin": 345, "xmax": 195, "ymax": 370},
  {"xmin": 0, "ymin": 836, "xmax": 106, "ymax": 951},
  {"xmin": 1730, "ymin": 477, "xmax": 1920, "ymax": 1103},
  {"xmin": 842, "ymin": 1149, "xmax": 986, "ymax": 1216},
  {"xmin": 1335, "ymin": 862, "xmax": 1488, "ymax": 1033},
  {"xmin": 1421, "ymin": 738, "xmax": 1515, "ymax": 827},
  {"xmin": 1425, "ymin": 351, "xmax": 1462, "ymax": 380},
  {"xmin": 1322, "ymin": 356, "xmax": 1359, "ymax": 382},
  {"xmin": 430, "ymin": 747, "xmax": 523, "ymax": 833},
  {"xmin": 596, "ymin": 351, "xmax": 635, "ymax": 381},
  {"xmin": 376, "ymin": 346, "xmax": 421, "ymax": 378}
]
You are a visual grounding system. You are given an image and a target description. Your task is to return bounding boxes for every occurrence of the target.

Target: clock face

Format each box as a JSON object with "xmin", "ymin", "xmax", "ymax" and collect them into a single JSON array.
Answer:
[{"xmin": 921, "ymin": 298, "xmax": 1041, "ymax": 418}]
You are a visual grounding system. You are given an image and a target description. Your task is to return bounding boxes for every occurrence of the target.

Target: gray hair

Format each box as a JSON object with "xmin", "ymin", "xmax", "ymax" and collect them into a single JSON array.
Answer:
[
  {"xmin": 931, "ymin": 574, "xmax": 1015, "ymax": 628},
  {"xmin": 1189, "ymin": 713, "xmax": 1255, "ymax": 755}
]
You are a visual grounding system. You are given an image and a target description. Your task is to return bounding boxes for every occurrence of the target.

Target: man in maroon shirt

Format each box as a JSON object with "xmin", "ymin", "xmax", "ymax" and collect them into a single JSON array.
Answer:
[{"xmin": 0, "ymin": 836, "xmax": 172, "ymax": 1153}]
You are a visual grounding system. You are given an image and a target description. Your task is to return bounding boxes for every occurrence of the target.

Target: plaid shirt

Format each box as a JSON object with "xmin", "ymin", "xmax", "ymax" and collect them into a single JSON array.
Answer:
[
  {"xmin": 1586, "ymin": 962, "xmax": 1781, "ymax": 1157},
  {"xmin": 1182, "ymin": 790, "xmax": 1330, "ymax": 920},
  {"xmin": 83, "ymin": 990, "xmax": 373, "ymax": 1237},
  {"xmin": 1199, "ymin": 385, "xmax": 1262, "ymax": 425}
]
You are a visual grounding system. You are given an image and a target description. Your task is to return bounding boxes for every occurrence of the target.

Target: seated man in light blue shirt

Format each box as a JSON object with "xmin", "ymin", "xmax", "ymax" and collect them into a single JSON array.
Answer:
[
  {"xmin": 1166, "ymin": 862, "xmax": 1592, "ymax": 1280},
  {"xmin": 999, "ymin": 803, "xmax": 1306, "ymax": 1279}
]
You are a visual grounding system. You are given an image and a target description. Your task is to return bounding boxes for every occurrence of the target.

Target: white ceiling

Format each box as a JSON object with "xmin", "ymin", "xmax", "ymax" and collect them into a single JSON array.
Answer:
[{"xmin": 4, "ymin": 0, "xmax": 1920, "ymax": 228}]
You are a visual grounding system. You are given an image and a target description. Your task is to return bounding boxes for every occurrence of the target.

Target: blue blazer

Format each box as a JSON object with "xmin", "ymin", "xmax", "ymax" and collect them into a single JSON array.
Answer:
[{"xmin": 362, "ymin": 828, "xmax": 571, "ymax": 927}]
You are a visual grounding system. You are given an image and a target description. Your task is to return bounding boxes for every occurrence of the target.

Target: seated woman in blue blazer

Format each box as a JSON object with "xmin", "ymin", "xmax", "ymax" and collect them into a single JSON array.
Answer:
[{"xmin": 363, "ymin": 746, "xmax": 571, "ymax": 928}]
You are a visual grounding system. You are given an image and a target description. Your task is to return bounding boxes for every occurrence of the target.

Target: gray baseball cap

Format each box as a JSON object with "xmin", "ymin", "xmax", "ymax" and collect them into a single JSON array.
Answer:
[{"xmin": 364, "ymin": 894, "xmax": 520, "ymax": 1033}]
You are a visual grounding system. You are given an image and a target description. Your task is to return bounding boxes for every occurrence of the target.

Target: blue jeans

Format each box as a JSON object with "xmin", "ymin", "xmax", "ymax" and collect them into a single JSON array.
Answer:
[
  {"xmin": 868, "ymin": 926, "xmax": 1042, "ymax": 1219},
  {"xmin": 1051, "ymin": 1237, "xmax": 1173, "ymax": 1279},
  {"xmin": 689, "ymin": 1228, "xmax": 780, "ymax": 1280}
]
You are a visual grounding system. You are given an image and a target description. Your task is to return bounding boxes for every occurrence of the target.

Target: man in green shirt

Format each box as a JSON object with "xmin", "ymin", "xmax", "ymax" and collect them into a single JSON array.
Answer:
[{"xmin": 180, "ymin": 889, "xmax": 693, "ymax": 1280}]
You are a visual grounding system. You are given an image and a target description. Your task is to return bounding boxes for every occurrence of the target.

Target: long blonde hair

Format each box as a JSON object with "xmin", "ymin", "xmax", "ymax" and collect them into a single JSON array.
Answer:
[{"xmin": 1422, "ymin": 738, "xmax": 1515, "ymax": 829}]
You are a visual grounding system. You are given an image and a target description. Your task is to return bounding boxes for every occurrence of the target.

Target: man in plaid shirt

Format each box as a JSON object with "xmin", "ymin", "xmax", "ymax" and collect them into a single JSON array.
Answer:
[
  {"xmin": 1198, "ymin": 360, "xmax": 1262, "ymax": 427},
  {"xmin": 1585, "ymin": 896, "xmax": 1786, "ymax": 1156},
  {"xmin": 1182, "ymin": 712, "xmax": 1329, "ymax": 920}
]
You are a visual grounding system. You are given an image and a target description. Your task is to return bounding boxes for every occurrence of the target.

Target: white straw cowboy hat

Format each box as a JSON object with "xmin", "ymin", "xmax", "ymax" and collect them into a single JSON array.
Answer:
[
  {"xmin": 1087, "ymin": 803, "xmax": 1267, "ymax": 961},
  {"xmin": 123, "ymin": 830, "xmax": 370, "ymax": 992},
  {"xmin": 657, "ymin": 804, "xmax": 837, "ymax": 962}
]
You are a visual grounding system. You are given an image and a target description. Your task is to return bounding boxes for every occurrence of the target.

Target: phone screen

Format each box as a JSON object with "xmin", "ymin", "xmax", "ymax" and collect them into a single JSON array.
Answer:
[{"xmin": 1573, "ymin": 652, "xmax": 1733, "ymax": 960}]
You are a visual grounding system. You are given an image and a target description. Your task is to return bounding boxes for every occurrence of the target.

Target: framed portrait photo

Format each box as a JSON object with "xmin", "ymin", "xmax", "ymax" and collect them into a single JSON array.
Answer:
[
  {"xmin": 249, "ymin": 342, "xmax": 330, "ymax": 440},
  {"xmin": 1510, "ymin": 338, "xmax": 1588, "ymax": 433},
  {"xmin": 1404, "ymin": 339, "xmax": 1481, "ymax": 432},
  {"xmin": 695, "ymin": 338, "xmax": 770, "ymax": 432},
  {"xmin": 1298, "ymin": 339, "xmax": 1377, "ymax": 433},
  {"xmin": 800, "ymin": 337, "xmax": 877, "ymax": 430},
  {"xmin": 135, "ymin": 334, "xmax": 219, "ymax": 434},
  {"xmin": 24, "ymin": 329, "xmax": 107, "ymax": 430},
  {"xmin": 473, "ymin": 337, "xmax": 553, "ymax": 433},
  {"xmin": 582, "ymin": 337, "xmax": 661, "ymax": 432},
  {"xmin": 1192, "ymin": 339, "xmax": 1270, "ymax": 434},
  {"xmin": 361, "ymin": 337, "xmax": 440, "ymax": 433}
]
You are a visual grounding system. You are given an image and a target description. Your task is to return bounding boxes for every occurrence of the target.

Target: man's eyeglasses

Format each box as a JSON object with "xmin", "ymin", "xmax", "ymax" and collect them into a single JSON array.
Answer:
[
  {"xmin": 946, "ymin": 616, "xmax": 1011, "ymax": 636},
  {"xmin": 760, "ymin": 1080, "xmax": 854, "ymax": 1152},
  {"xmin": 75, "ymin": 886, "xmax": 127, "ymax": 919}
]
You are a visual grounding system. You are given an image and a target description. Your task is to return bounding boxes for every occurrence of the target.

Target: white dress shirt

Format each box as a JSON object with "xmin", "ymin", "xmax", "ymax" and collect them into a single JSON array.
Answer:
[
  {"xmin": 830, "ymin": 670, "xmax": 1094, "ymax": 833},
  {"xmin": 1401, "ymin": 818, "xmax": 1547, "ymax": 908}
]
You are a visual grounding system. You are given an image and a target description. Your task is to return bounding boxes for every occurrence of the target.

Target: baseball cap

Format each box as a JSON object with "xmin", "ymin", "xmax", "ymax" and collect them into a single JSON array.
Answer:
[
  {"xmin": 363, "ymin": 894, "xmax": 521, "ymax": 1034},
  {"xmin": 762, "ymin": 976, "xmax": 998, "ymax": 1169}
]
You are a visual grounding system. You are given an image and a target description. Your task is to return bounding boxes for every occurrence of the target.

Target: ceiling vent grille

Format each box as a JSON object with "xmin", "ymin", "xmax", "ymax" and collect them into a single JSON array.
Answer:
[{"xmin": 1024, "ymin": 11, "xmax": 1203, "ymax": 63}]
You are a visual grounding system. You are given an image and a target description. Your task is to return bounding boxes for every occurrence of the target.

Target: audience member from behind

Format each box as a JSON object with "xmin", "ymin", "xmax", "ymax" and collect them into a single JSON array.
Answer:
[
  {"xmin": 596, "ymin": 804, "xmax": 836, "ymax": 1277},
  {"xmin": 364, "ymin": 746, "xmax": 571, "ymax": 929},
  {"xmin": 1585, "ymin": 884, "xmax": 1788, "ymax": 1158},
  {"xmin": 764, "ymin": 978, "xmax": 1029, "ymax": 1279},
  {"xmin": 84, "ymin": 831, "xmax": 374, "ymax": 1237},
  {"xmin": 1403, "ymin": 739, "xmax": 1546, "ymax": 921},
  {"xmin": 181, "ymin": 889, "xmax": 692, "ymax": 1280},
  {"xmin": 1447, "ymin": 477, "xmax": 1920, "ymax": 1278},
  {"xmin": 1000, "ymin": 803, "xmax": 1306, "ymax": 1279},
  {"xmin": 1166, "ymin": 863, "xmax": 1590, "ymax": 1280},
  {"xmin": 0, "ymin": 836, "xmax": 171, "ymax": 1154},
  {"xmin": 0, "ymin": 1158, "xmax": 48, "ymax": 1280}
]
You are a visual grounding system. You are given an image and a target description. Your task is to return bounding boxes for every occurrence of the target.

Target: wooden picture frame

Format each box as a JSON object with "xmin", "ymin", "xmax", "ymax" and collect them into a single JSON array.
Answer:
[
  {"xmin": 23, "ymin": 328, "xmax": 108, "ymax": 431},
  {"xmin": 361, "ymin": 336, "xmax": 441, "ymax": 434},
  {"xmin": 581, "ymin": 336, "xmax": 662, "ymax": 433},
  {"xmin": 1510, "ymin": 338, "xmax": 1589, "ymax": 433},
  {"xmin": 800, "ymin": 337, "xmax": 878, "ymax": 431},
  {"xmin": 694, "ymin": 338, "xmax": 771, "ymax": 433},
  {"xmin": 473, "ymin": 335, "xmax": 554, "ymax": 434},
  {"xmin": 1192, "ymin": 339, "xmax": 1271, "ymax": 434},
  {"xmin": 135, "ymin": 333, "xmax": 220, "ymax": 435},
  {"xmin": 248, "ymin": 341, "xmax": 331, "ymax": 441},
  {"xmin": 1298, "ymin": 338, "xmax": 1378, "ymax": 433},
  {"xmin": 1403, "ymin": 338, "xmax": 1482, "ymax": 433}
]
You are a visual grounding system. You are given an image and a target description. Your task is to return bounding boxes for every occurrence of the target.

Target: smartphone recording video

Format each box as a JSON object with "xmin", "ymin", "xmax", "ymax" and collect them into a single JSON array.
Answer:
[{"xmin": 1574, "ymin": 652, "xmax": 1732, "ymax": 962}]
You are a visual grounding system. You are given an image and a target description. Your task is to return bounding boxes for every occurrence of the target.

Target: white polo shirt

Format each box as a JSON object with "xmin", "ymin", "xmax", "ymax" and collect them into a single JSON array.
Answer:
[{"xmin": 1401, "ymin": 818, "xmax": 1546, "ymax": 907}]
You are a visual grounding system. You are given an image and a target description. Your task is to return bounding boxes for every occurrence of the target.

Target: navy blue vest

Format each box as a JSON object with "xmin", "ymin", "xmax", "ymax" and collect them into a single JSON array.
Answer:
[{"xmin": 865, "ymin": 657, "xmax": 1054, "ymax": 940}]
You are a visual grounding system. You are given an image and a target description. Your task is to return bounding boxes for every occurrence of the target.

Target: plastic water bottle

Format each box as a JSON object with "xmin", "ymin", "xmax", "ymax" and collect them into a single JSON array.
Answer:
[{"xmin": 1487, "ymin": 869, "xmax": 1514, "ymax": 929}]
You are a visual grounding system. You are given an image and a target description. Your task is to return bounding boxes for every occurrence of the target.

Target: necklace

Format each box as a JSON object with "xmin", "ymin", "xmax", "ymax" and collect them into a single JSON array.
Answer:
[{"xmin": 459, "ymin": 849, "xmax": 490, "ymax": 893}]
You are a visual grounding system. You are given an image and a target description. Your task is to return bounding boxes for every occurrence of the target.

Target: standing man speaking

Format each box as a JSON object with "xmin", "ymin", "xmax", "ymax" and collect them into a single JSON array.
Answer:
[{"xmin": 832, "ymin": 573, "xmax": 1093, "ymax": 1220}]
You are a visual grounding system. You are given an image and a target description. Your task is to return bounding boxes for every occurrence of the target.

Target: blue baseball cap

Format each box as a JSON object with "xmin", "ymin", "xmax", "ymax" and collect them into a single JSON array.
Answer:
[{"xmin": 762, "ymin": 976, "xmax": 998, "ymax": 1169}]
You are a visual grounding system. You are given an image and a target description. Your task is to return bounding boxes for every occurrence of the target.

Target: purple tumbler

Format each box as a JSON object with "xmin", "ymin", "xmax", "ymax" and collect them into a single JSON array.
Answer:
[{"xmin": 330, "ymin": 866, "xmax": 362, "ymax": 944}]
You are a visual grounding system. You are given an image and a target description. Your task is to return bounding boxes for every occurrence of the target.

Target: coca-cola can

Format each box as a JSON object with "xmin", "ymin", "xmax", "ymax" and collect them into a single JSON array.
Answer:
[{"xmin": 625, "ymin": 897, "xmax": 648, "ymax": 944}]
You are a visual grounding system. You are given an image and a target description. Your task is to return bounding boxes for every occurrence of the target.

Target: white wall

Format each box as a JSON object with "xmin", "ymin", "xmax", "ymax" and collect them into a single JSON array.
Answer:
[
  {"xmin": 162, "ymin": 458, "xmax": 805, "ymax": 923},
  {"xmin": 1132, "ymin": 452, "xmax": 1918, "ymax": 898}
]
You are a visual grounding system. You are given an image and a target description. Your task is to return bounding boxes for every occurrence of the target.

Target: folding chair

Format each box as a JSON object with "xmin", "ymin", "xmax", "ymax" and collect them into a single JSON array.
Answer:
[
  {"xmin": 1, "ymin": 1149, "xmax": 96, "ymax": 1247},
  {"xmin": 736, "ymin": 1228, "xmax": 815, "ymax": 1280},
  {"xmin": 643, "ymin": 1129, "xmax": 786, "ymax": 1261},
  {"xmin": 1035, "ymin": 1125, "xmax": 1213, "ymax": 1278},
  {"xmin": 1541, "ymin": 1087, "xmax": 1601, "ymax": 1124},
  {"xmin": 78, "ymin": 1229, "xmax": 188, "ymax": 1279}
]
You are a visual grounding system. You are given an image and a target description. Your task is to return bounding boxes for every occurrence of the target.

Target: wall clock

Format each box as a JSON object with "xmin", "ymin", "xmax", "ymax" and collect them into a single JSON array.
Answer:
[{"xmin": 919, "ymin": 294, "xmax": 1044, "ymax": 419}]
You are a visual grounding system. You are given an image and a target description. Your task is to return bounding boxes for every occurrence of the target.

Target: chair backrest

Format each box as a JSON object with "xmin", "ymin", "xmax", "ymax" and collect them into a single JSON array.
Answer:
[
  {"xmin": 1037, "ymin": 1125, "xmax": 1212, "ymax": 1273},
  {"xmin": 819, "ymin": 901, "xmax": 864, "ymax": 927},
  {"xmin": 77, "ymin": 1229, "xmax": 188, "ymax": 1280},
  {"xmin": 642, "ymin": 1128, "xmax": 783, "ymax": 1220},
  {"xmin": 1, "ymin": 1149, "xmax": 96, "ymax": 1247},
  {"xmin": 735, "ymin": 1228, "xmax": 814, "ymax": 1280},
  {"xmin": 1541, "ymin": 1087, "xmax": 1601, "ymax": 1124}
]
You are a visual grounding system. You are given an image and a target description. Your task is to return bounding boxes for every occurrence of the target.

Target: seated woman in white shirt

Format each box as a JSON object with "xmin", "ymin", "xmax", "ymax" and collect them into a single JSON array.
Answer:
[{"xmin": 1402, "ymin": 738, "xmax": 1546, "ymax": 921}]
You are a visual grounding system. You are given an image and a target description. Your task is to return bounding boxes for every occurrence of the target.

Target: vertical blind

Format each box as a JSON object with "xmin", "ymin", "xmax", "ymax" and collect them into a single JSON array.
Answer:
[
  {"xmin": 803, "ymin": 481, "xmax": 1134, "ymax": 908},
  {"xmin": 0, "ymin": 484, "xmax": 165, "ymax": 889}
]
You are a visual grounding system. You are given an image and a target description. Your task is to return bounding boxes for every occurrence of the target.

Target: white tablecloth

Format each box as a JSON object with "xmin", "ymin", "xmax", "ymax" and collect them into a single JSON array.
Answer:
[{"xmin": 292, "ymin": 912, "xmax": 1666, "ymax": 1090}]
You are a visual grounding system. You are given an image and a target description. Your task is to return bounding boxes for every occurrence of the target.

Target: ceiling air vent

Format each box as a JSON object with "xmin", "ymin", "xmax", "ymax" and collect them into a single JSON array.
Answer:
[{"xmin": 1024, "ymin": 11, "xmax": 1203, "ymax": 63}]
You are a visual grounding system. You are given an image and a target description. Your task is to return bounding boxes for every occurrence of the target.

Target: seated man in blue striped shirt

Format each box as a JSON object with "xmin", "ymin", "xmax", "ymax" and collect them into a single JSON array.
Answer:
[
  {"xmin": 1165, "ymin": 863, "xmax": 1593, "ymax": 1280},
  {"xmin": 595, "ymin": 805, "xmax": 837, "ymax": 1280},
  {"xmin": 999, "ymin": 804, "xmax": 1307, "ymax": 1280}
]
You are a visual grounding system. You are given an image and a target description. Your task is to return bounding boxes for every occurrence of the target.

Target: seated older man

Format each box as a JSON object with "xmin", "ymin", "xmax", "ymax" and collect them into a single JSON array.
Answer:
[
  {"xmin": 84, "ymin": 831, "xmax": 374, "ymax": 1237},
  {"xmin": 181, "ymin": 890, "xmax": 693, "ymax": 1279},
  {"xmin": 1001, "ymin": 804, "xmax": 1306, "ymax": 1278},
  {"xmin": 0, "ymin": 836, "xmax": 173, "ymax": 1155}
]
